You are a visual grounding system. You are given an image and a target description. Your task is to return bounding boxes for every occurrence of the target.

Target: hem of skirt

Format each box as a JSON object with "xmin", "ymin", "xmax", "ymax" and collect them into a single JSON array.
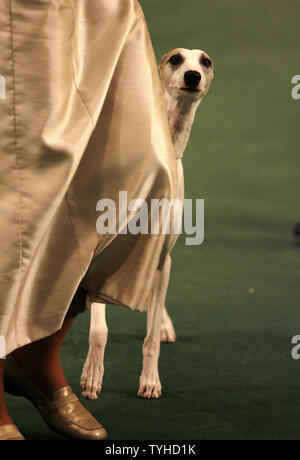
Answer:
[
  {"xmin": 4, "ymin": 290, "xmax": 146, "ymax": 356},
  {"xmin": 84, "ymin": 288, "xmax": 147, "ymax": 313},
  {"xmin": 4, "ymin": 326, "xmax": 63, "ymax": 358}
]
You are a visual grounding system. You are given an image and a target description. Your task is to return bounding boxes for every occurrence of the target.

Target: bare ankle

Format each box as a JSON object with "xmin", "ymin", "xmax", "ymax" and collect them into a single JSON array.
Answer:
[
  {"xmin": 0, "ymin": 414, "xmax": 14, "ymax": 427},
  {"xmin": 0, "ymin": 361, "xmax": 13, "ymax": 426}
]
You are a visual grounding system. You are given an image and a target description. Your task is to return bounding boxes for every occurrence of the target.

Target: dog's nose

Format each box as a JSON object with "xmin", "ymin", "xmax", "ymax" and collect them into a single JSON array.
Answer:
[{"xmin": 184, "ymin": 71, "xmax": 201, "ymax": 89}]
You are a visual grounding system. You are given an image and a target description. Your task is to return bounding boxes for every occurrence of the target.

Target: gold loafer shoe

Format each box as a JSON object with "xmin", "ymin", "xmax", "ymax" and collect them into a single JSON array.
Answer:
[
  {"xmin": 4, "ymin": 355, "xmax": 107, "ymax": 441},
  {"xmin": 0, "ymin": 424, "xmax": 25, "ymax": 440}
]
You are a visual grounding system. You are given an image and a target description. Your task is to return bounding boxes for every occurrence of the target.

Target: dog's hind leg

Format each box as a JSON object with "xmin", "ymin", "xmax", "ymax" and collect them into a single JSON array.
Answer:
[
  {"xmin": 138, "ymin": 255, "xmax": 171, "ymax": 399},
  {"xmin": 161, "ymin": 304, "xmax": 176, "ymax": 343},
  {"xmin": 81, "ymin": 302, "xmax": 108, "ymax": 400},
  {"xmin": 160, "ymin": 254, "xmax": 176, "ymax": 343}
]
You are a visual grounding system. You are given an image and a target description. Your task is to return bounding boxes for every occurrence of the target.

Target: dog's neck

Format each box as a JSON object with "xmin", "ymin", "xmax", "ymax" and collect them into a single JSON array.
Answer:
[{"xmin": 163, "ymin": 91, "xmax": 202, "ymax": 159}]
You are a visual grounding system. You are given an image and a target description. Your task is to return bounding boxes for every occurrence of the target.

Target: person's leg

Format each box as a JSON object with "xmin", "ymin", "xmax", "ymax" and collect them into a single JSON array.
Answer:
[
  {"xmin": 12, "ymin": 287, "xmax": 86, "ymax": 400},
  {"xmin": 4, "ymin": 287, "xmax": 107, "ymax": 440},
  {"xmin": 0, "ymin": 360, "xmax": 13, "ymax": 426}
]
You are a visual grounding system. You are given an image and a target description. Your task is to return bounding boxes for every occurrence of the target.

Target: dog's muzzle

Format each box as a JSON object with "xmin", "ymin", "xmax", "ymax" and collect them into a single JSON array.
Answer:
[{"xmin": 184, "ymin": 71, "xmax": 201, "ymax": 90}]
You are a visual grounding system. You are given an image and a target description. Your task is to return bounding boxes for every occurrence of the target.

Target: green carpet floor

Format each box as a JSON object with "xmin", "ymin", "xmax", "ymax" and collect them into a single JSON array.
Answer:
[{"xmin": 6, "ymin": 0, "xmax": 300, "ymax": 440}]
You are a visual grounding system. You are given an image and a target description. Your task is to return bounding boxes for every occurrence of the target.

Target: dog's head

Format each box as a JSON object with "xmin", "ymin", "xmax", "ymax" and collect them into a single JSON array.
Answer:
[{"xmin": 159, "ymin": 48, "xmax": 214, "ymax": 101}]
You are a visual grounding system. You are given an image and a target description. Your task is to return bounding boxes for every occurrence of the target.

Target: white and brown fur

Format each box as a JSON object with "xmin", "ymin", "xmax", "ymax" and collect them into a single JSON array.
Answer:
[{"xmin": 80, "ymin": 48, "xmax": 214, "ymax": 400}]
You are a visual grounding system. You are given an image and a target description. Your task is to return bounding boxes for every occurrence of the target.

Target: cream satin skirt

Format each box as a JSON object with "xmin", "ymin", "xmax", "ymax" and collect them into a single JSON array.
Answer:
[{"xmin": 0, "ymin": 0, "xmax": 177, "ymax": 355}]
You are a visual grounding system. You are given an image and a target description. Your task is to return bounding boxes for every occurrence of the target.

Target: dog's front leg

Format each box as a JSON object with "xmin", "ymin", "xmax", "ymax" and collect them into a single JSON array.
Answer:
[
  {"xmin": 81, "ymin": 302, "xmax": 108, "ymax": 400},
  {"xmin": 138, "ymin": 256, "xmax": 171, "ymax": 399}
]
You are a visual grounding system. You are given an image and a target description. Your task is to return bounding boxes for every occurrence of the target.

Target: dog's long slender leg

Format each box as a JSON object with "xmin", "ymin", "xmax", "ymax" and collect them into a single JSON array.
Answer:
[
  {"xmin": 159, "ymin": 255, "xmax": 176, "ymax": 343},
  {"xmin": 138, "ymin": 255, "xmax": 171, "ymax": 399},
  {"xmin": 81, "ymin": 302, "xmax": 108, "ymax": 400},
  {"xmin": 161, "ymin": 304, "xmax": 176, "ymax": 343}
]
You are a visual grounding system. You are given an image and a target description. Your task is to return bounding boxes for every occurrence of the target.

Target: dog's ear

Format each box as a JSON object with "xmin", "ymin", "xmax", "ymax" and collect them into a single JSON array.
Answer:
[
  {"xmin": 158, "ymin": 53, "xmax": 169, "ymax": 78},
  {"xmin": 158, "ymin": 62, "xmax": 164, "ymax": 78},
  {"xmin": 159, "ymin": 53, "xmax": 169, "ymax": 65}
]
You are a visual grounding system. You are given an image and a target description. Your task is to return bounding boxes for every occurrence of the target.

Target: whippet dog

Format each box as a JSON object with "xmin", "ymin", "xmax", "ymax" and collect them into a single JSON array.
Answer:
[{"xmin": 80, "ymin": 48, "xmax": 214, "ymax": 400}]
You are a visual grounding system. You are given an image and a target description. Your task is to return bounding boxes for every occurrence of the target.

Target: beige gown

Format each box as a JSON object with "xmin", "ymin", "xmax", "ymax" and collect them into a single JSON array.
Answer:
[{"xmin": 0, "ymin": 0, "xmax": 177, "ymax": 356}]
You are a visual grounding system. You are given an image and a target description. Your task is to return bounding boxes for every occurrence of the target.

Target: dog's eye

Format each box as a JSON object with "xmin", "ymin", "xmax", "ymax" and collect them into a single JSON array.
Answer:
[
  {"xmin": 168, "ymin": 54, "xmax": 183, "ymax": 66},
  {"xmin": 201, "ymin": 57, "xmax": 212, "ymax": 68}
]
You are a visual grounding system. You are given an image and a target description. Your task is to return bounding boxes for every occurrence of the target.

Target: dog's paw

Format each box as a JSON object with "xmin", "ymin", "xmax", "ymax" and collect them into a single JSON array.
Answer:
[
  {"xmin": 138, "ymin": 370, "xmax": 162, "ymax": 399},
  {"xmin": 80, "ymin": 345, "xmax": 105, "ymax": 401},
  {"xmin": 138, "ymin": 382, "xmax": 162, "ymax": 399},
  {"xmin": 160, "ymin": 319, "xmax": 176, "ymax": 343}
]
